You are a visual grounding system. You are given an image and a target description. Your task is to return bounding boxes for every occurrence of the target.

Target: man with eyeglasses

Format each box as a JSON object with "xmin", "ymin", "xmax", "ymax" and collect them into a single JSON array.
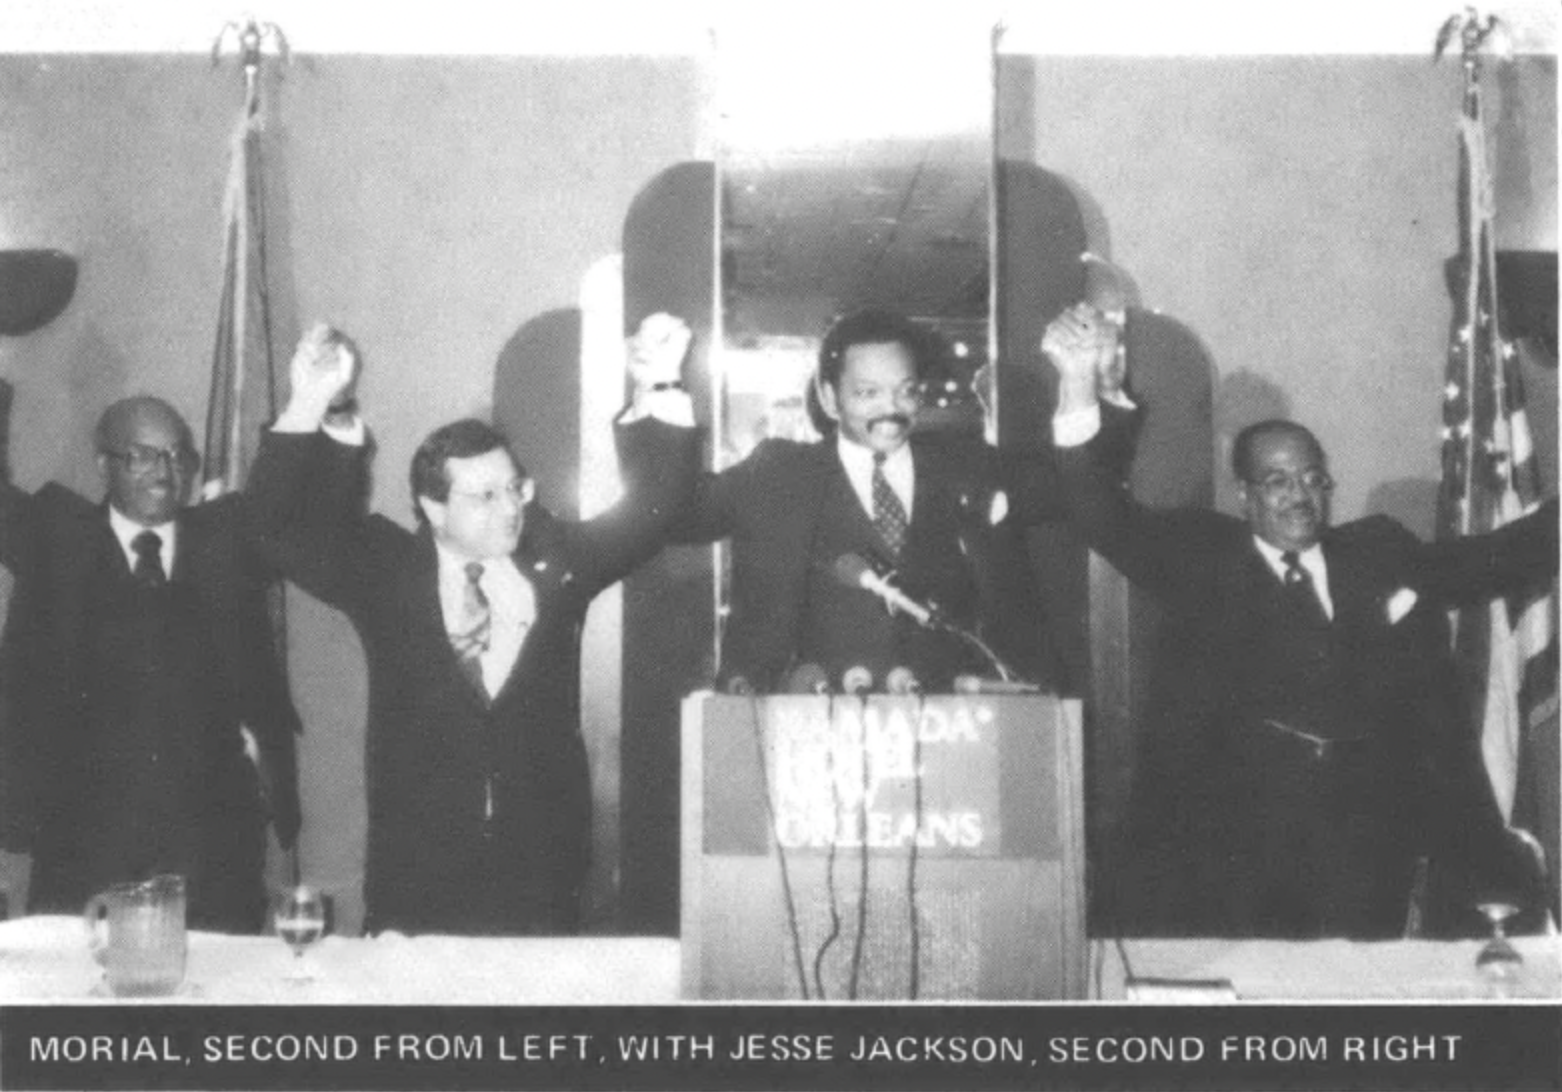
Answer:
[
  {"xmin": 1044, "ymin": 304, "xmax": 1558, "ymax": 939},
  {"xmin": 246, "ymin": 318, "xmax": 698, "ymax": 935},
  {"xmin": 0, "ymin": 395, "xmax": 301, "ymax": 931}
]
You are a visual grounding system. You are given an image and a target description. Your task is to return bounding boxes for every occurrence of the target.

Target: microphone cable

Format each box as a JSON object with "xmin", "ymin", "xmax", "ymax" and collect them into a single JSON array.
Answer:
[
  {"xmin": 846, "ymin": 684, "xmax": 873, "ymax": 1001},
  {"xmin": 738, "ymin": 685, "xmax": 811, "ymax": 1000},
  {"xmin": 811, "ymin": 690, "xmax": 845, "ymax": 1001},
  {"xmin": 905, "ymin": 685, "xmax": 925, "ymax": 1000}
]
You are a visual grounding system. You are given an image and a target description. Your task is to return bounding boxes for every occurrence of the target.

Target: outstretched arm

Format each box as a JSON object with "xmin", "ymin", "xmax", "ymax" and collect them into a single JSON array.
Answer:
[
  {"xmin": 246, "ymin": 326, "xmax": 371, "ymax": 609},
  {"xmin": 1042, "ymin": 305, "xmax": 1218, "ymax": 604},
  {"xmin": 558, "ymin": 314, "xmax": 702, "ymax": 590},
  {"xmin": 1406, "ymin": 496, "xmax": 1559, "ymax": 608}
]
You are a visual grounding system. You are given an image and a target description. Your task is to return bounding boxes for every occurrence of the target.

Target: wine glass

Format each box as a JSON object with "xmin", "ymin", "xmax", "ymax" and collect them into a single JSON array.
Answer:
[
  {"xmin": 1473, "ymin": 900, "xmax": 1523, "ymax": 993},
  {"xmin": 273, "ymin": 885, "xmax": 327, "ymax": 983}
]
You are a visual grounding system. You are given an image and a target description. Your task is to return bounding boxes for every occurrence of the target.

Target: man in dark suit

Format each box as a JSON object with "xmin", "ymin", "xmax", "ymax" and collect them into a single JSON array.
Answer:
[
  {"xmin": 1044, "ymin": 305, "xmax": 1557, "ymax": 938},
  {"xmin": 0, "ymin": 396, "xmax": 300, "ymax": 932},
  {"xmin": 247, "ymin": 319, "xmax": 698, "ymax": 935},
  {"xmin": 667, "ymin": 307, "xmax": 1135, "ymax": 694}
]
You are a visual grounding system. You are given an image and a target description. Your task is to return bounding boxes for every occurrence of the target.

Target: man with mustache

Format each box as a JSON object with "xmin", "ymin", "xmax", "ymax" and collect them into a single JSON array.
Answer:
[
  {"xmin": 0, "ymin": 396, "xmax": 300, "ymax": 931},
  {"xmin": 663, "ymin": 307, "xmax": 1135, "ymax": 693},
  {"xmin": 1043, "ymin": 304, "xmax": 1557, "ymax": 938}
]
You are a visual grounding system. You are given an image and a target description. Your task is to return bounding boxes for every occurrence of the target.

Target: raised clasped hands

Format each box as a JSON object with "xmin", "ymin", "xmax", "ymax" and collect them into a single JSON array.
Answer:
[
  {"xmin": 1041, "ymin": 303, "xmax": 1119, "ymax": 414},
  {"xmin": 627, "ymin": 312, "xmax": 692, "ymax": 392},
  {"xmin": 287, "ymin": 323, "xmax": 358, "ymax": 421}
]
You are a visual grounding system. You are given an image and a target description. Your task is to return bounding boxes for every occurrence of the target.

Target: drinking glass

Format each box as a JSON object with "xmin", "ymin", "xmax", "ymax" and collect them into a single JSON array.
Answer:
[
  {"xmin": 1473, "ymin": 900, "xmax": 1523, "ymax": 993},
  {"xmin": 273, "ymin": 885, "xmax": 326, "ymax": 983}
]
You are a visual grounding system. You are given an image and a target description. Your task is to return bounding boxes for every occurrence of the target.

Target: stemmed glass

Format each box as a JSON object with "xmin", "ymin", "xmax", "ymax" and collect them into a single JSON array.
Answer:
[
  {"xmin": 273, "ymin": 885, "xmax": 327, "ymax": 983},
  {"xmin": 1473, "ymin": 900, "xmax": 1523, "ymax": 993}
]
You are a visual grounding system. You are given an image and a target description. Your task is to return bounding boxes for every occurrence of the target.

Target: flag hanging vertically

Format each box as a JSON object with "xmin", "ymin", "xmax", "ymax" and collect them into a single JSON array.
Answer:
[
  {"xmin": 205, "ymin": 20, "xmax": 301, "ymax": 869},
  {"xmin": 203, "ymin": 30, "xmax": 278, "ymax": 500},
  {"xmin": 1435, "ymin": 11, "xmax": 1558, "ymax": 823}
]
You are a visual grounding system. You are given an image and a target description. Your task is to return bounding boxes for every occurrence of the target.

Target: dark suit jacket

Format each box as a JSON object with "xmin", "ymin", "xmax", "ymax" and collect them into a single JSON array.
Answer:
[
  {"xmin": 1057, "ymin": 439, "xmax": 1559, "ymax": 937},
  {"xmin": 0, "ymin": 483, "xmax": 300, "ymax": 931},
  {"xmin": 674, "ymin": 416, "xmax": 1134, "ymax": 694},
  {"xmin": 246, "ymin": 419, "xmax": 698, "ymax": 935}
]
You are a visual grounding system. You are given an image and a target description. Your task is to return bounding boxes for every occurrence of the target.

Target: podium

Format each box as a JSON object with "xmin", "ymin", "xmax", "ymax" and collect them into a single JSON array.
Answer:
[{"xmin": 680, "ymin": 693, "xmax": 1086, "ymax": 1000}]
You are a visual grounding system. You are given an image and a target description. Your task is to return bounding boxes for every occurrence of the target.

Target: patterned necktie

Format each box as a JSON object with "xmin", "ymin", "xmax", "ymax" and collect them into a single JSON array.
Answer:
[
  {"xmin": 871, "ymin": 453, "xmax": 909, "ymax": 558},
  {"xmin": 131, "ymin": 530, "xmax": 166, "ymax": 588},
  {"xmin": 450, "ymin": 561, "xmax": 492, "ymax": 697},
  {"xmin": 1280, "ymin": 549, "xmax": 1327, "ymax": 625}
]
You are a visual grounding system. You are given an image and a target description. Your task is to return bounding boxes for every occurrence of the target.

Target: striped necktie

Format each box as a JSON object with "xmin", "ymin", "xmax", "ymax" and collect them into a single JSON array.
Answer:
[{"xmin": 449, "ymin": 561, "xmax": 492, "ymax": 697}]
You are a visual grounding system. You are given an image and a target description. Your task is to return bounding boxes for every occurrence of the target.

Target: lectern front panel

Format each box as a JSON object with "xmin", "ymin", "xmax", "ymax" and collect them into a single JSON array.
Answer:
[{"xmin": 680, "ymin": 694, "xmax": 1085, "ymax": 1000}]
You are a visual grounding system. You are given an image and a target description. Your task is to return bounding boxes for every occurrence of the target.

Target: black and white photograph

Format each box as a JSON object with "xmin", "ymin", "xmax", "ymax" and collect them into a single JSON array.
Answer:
[{"xmin": 0, "ymin": 2, "xmax": 1555, "ymax": 1089}]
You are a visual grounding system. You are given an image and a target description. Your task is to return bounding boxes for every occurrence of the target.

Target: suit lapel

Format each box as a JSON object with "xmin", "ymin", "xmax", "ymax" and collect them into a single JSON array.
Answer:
[{"xmin": 486, "ymin": 548, "xmax": 560, "ymax": 710}]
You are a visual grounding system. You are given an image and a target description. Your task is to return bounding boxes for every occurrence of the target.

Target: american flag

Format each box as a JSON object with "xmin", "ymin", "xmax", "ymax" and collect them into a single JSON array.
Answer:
[{"xmin": 1434, "ymin": 51, "xmax": 1557, "ymax": 824}]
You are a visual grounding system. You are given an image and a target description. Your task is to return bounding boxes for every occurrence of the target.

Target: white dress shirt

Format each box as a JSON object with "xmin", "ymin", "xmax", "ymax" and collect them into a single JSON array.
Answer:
[
  {"xmin": 1251, "ymin": 536, "xmax": 1334, "ymax": 620},
  {"xmin": 108, "ymin": 505, "xmax": 177, "ymax": 577},
  {"xmin": 836, "ymin": 435, "xmax": 914, "ymax": 522},
  {"xmin": 435, "ymin": 543, "xmax": 536, "ymax": 699}
]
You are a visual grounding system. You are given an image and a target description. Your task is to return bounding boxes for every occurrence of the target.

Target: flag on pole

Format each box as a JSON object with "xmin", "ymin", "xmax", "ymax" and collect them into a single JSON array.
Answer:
[
  {"xmin": 202, "ymin": 65, "xmax": 277, "ymax": 500},
  {"xmin": 1435, "ymin": 57, "xmax": 1558, "ymax": 823},
  {"xmin": 203, "ymin": 35, "xmax": 300, "ymax": 869}
]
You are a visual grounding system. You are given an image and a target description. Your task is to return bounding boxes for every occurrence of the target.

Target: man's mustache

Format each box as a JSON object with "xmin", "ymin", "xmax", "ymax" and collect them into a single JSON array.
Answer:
[{"xmin": 868, "ymin": 414, "xmax": 912, "ymax": 431}]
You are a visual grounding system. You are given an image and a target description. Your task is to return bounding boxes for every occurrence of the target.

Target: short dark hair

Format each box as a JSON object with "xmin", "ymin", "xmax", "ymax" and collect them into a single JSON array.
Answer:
[
  {"xmin": 816, "ymin": 308, "xmax": 937, "ymax": 390},
  {"xmin": 410, "ymin": 419, "xmax": 526, "ymax": 521},
  {"xmin": 1231, "ymin": 419, "xmax": 1325, "ymax": 482},
  {"xmin": 95, "ymin": 396, "xmax": 197, "ymax": 462}
]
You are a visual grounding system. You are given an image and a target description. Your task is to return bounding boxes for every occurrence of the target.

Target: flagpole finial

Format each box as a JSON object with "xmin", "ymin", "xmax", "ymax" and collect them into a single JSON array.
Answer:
[
  {"xmin": 1433, "ymin": 8, "xmax": 1508, "ymax": 68},
  {"xmin": 211, "ymin": 17, "xmax": 290, "ymax": 76}
]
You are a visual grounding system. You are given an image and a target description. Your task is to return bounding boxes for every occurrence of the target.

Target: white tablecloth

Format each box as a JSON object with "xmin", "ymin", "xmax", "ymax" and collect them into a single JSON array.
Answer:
[
  {"xmin": 0, "ymin": 916, "xmax": 681, "ymax": 1003},
  {"xmin": 7, "ymin": 914, "xmax": 1558, "ymax": 1003},
  {"xmin": 1091, "ymin": 934, "xmax": 1562, "ymax": 1001}
]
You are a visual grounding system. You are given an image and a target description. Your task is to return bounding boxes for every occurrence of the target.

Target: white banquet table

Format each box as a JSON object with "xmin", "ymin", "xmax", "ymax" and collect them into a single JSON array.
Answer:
[
  {"xmin": 0, "ymin": 916, "xmax": 680, "ymax": 1004},
  {"xmin": 4, "ymin": 915, "xmax": 1559, "ymax": 1003},
  {"xmin": 1090, "ymin": 934, "xmax": 1562, "ymax": 1001}
]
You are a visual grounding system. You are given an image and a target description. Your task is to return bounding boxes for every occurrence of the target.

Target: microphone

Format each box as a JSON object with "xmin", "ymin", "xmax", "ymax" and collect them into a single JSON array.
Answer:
[
  {"xmin": 832, "ymin": 554, "xmax": 939, "ymax": 628},
  {"xmin": 785, "ymin": 663, "xmax": 830, "ymax": 695},
  {"xmin": 952, "ymin": 674, "xmax": 1042, "ymax": 695},
  {"xmin": 722, "ymin": 674, "xmax": 755, "ymax": 696},
  {"xmin": 841, "ymin": 665, "xmax": 874, "ymax": 696},
  {"xmin": 885, "ymin": 666, "xmax": 922, "ymax": 695}
]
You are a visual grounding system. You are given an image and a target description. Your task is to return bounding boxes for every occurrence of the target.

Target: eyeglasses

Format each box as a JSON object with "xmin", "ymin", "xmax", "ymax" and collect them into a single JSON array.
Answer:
[
  {"xmin": 102, "ymin": 444, "xmax": 191, "ymax": 476},
  {"xmin": 1248, "ymin": 469, "xmax": 1334, "ymax": 498},
  {"xmin": 448, "ymin": 480, "xmax": 532, "ymax": 508}
]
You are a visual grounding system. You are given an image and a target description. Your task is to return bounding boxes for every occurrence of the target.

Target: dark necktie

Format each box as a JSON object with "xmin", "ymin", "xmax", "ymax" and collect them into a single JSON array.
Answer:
[
  {"xmin": 449, "ymin": 561, "xmax": 492, "ymax": 697},
  {"xmin": 131, "ymin": 530, "xmax": 166, "ymax": 588},
  {"xmin": 1280, "ymin": 549, "xmax": 1327, "ymax": 625},
  {"xmin": 871, "ymin": 453, "xmax": 909, "ymax": 559}
]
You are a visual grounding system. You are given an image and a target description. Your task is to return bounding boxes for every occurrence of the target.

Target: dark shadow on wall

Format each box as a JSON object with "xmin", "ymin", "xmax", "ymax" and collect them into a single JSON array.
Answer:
[
  {"xmin": 494, "ymin": 308, "xmax": 583, "ymax": 519},
  {"xmin": 620, "ymin": 161, "xmax": 716, "ymax": 935}
]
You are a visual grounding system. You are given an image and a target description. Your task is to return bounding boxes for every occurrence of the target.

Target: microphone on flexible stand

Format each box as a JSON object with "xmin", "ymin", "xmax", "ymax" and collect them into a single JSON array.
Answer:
[
  {"xmin": 952, "ymin": 674, "xmax": 1041, "ymax": 695},
  {"xmin": 785, "ymin": 663, "xmax": 830, "ymax": 695},
  {"xmin": 831, "ymin": 554, "xmax": 939, "ymax": 627},
  {"xmin": 841, "ymin": 665, "xmax": 874, "ymax": 696},
  {"xmin": 885, "ymin": 666, "xmax": 922, "ymax": 696},
  {"xmin": 832, "ymin": 552, "xmax": 1034, "ymax": 688}
]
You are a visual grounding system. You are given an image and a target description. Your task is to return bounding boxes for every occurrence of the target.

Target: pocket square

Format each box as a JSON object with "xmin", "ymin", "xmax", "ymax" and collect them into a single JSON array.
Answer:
[{"xmin": 1385, "ymin": 587, "xmax": 1418, "ymax": 625}]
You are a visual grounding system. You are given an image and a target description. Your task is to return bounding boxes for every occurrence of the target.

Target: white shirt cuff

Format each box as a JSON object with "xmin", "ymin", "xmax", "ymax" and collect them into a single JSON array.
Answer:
[
  {"xmin": 1102, "ymin": 389, "xmax": 1137, "ymax": 412},
  {"xmin": 321, "ymin": 416, "xmax": 367, "ymax": 446},
  {"xmin": 619, "ymin": 389, "xmax": 695, "ymax": 428},
  {"xmin": 1052, "ymin": 404, "xmax": 1102, "ymax": 448}
]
